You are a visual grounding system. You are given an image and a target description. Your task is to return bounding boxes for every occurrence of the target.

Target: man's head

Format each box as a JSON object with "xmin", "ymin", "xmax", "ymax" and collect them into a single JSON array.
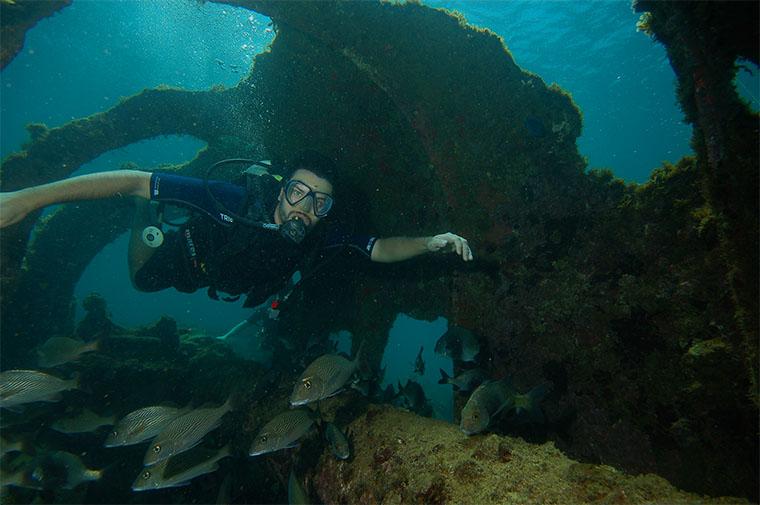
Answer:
[{"xmin": 274, "ymin": 150, "xmax": 336, "ymax": 232}]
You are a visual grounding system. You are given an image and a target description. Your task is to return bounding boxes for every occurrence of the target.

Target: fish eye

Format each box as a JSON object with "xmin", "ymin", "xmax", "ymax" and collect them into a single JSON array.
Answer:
[
  {"xmin": 260, "ymin": 435, "xmax": 268, "ymax": 443},
  {"xmin": 303, "ymin": 378, "xmax": 312, "ymax": 390},
  {"xmin": 153, "ymin": 444, "xmax": 161, "ymax": 453},
  {"xmin": 142, "ymin": 471, "xmax": 151, "ymax": 480},
  {"xmin": 111, "ymin": 430, "xmax": 118, "ymax": 437}
]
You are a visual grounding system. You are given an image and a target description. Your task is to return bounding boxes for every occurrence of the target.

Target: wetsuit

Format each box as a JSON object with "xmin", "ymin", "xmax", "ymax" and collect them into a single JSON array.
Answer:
[{"xmin": 133, "ymin": 172, "xmax": 377, "ymax": 307}]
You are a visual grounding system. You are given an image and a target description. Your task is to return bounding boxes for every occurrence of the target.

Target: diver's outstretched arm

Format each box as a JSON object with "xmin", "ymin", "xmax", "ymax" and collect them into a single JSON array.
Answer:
[{"xmin": 0, "ymin": 170, "xmax": 151, "ymax": 228}]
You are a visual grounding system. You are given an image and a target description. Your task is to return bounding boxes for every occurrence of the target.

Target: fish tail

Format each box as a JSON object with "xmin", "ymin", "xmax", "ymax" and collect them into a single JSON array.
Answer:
[
  {"xmin": 438, "ymin": 368, "xmax": 451, "ymax": 385},
  {"xmin": 526, "ymin": 382, "xmax": 551, "ymax": 409},
  {"xmin": 221, "ymin": 392, "xmax": 237, "ymax": 413},
  {"xmin": 68, "ymin": 372, "xmax": 82, "ymax": 390},
  {"xmin": 216, "ymin": 444, "xmax": 233, "ymax": 461}
]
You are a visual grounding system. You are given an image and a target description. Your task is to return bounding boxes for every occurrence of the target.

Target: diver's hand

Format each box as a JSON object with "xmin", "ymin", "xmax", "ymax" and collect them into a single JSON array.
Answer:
[
  {"xmin": 426, "ymin": 232, "xmax": 474, "ymax": 261},
  {"xmin": 0, "ymin": 191, "xmax": 34, "ymax": 228}
]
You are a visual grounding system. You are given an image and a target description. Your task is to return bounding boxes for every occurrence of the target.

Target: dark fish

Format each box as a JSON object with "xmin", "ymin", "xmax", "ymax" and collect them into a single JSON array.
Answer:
[
  {"xmin": 7, "ymin": 451, "xmax": 102, "ymax": 490},
  {"xmin": 249, "ymin": 408, "xmax": 317, "ymax": 456},
  {"xmin": 434, "ymin": 326, "xmax": 480, "ymax": 362},
  {"xmin": 324, "ymin": 422, "xmax": 350, "ymax": 460},
  {"xmin": 144, "ymin": 397, "xmax": 233, "ymax": 466},
  {"xmin": 37, "ymin": 337, "xmax": 99, "ymax": 368},
  {"xmin": 105, "ymin": 405, "xmax": 186, "ymax": 447},
  {"xmin": 414, "ymin": 346, "xmax": 425, "ymax": 375},
  {"xmin": 288, "ymin": 468, "xmax": 310, "ymax": 504},
  {"xmin": 51, "ymin": 409, "xmax": 115, "ymax": 434},
  {"xmin": 0, "ymin": 370, "xmax": 79, "ymax": 409},
  {"xmin": 394, "ymin": 380, "xmax": 432, "ymax": 417},
  {"xmin": 438, "ymin": 368, "xmax": 488, "ymax": 392},
  {"xmin": 510, "ymin": 383, "xmax": 551, "ymax": 424},
  {"xmin": 290, "ymin": 344, "xmax": 363, "ymax": 406},
  {"xmin": 133, "ymin": 445, "xmax": 231, "ymax": 491},
  {"xmin": 460, "ymin": 379, "xmax": 516, "ymax": 435},
  {"xmin": 524, "ymin": 116, "xmax": 547, "ymax": 138}
]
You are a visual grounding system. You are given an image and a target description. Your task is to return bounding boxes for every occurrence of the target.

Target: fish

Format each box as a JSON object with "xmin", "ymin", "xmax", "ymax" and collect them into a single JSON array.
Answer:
[
  {"xmin": 460, "ymin": 379, "xmax": 516, "ymax": 435},
  {"xmin": 36, "ymin": 337, "xmax": 99, "ymax": 368},
  {"xmin": 438, "ymin": 368, "xmax": 488, "ymax": 392},
  {"xmin": 324, "ymin": 422, "xmax": 350, "ymax": 460},
  {"xmin": 51, "ymin": 408, "xmax": 115, "ymax": 434},
  {"xmin": 414, "ymin": 346, "xmax": 425, "ymax": 375},
  {"xmin": 393, "ymin": 379, "xmax": 432, "ymax": 417},
  {"xmin": 0, "ymin": 436, "xmax": 24, "ymax": 456},
  {"xmin": 0, "ymin": 370, "xmax": 79, "ymax": 409},
  {"xmin": 290, "ymin": 343, "xmax": 363, "ymax": 406},
  {"xmin": 288, "ymin": 468, "xmax": 310, "ymax": 504},
  {"xmin": 8, "ymin": 451, "xmax": 102, "ymax": 490},
  {"xmin": 143, "ymin": 397, "xmax": 233, "ymax": 466},
  {"xmin": 105, "ymin": 405, "xmax": 186, "ymax": 447},
  {"xmin": 132, "ymin": 445, "xmax": 231, "ymax": 491},
  {"xmin": 249, "ymin": 408, "xmax": 317, "ymax": 456},
  {"xmin": 510, "ymin": 383, "xmax": 551, "ymax": 424},
  {"xmin": 434, "ymin": 325, "xmax": 480, "ymax": 362}
]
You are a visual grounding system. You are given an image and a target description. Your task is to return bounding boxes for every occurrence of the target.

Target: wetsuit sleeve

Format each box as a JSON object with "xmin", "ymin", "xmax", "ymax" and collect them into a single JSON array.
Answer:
[
  {"xmin": 322, "ymin": 226, "xmax": 378, "ymax": 258},
  {"xmin": 149, "ymin": 172, "xmax": 247, "ymax": 225}
]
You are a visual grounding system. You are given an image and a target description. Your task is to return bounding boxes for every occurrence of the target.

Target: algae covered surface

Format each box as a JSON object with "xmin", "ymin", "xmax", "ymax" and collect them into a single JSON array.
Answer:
[{"xmin": 313, "ymin": 404, "xmax": 747, "ymax": 505}]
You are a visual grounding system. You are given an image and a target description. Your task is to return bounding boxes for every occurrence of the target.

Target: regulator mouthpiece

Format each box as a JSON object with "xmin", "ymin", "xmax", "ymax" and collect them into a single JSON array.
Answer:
[
  {"xmin": 279, "ymin": 217, "xmax": 306, "ymax": 244},
  {"xmin": 141, "ymin": 226, "xmax": 164, "ymax": 248}
]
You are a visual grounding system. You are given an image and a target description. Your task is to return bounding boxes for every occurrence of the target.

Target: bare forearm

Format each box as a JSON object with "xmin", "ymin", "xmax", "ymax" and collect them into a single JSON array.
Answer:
[
  {"xmin": 17, "ymin": 170, "xmax": 151, "ymax": 210},
  {"xmin": 371, "ymin": 236, "xmax": 431, "ymax": 263},
  {"xmin": 0, "ymin": 170, "xmax": 152, "ymax": 228}
]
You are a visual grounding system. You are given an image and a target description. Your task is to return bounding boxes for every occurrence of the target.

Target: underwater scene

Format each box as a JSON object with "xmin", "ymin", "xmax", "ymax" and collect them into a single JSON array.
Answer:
[{"xmin": 0, "ymin": 0, "xmax": 758, "ymax": 504}]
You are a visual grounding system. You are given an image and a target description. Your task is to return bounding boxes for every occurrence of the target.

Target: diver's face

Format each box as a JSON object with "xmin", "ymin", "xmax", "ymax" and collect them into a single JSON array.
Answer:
[{"xmin": 275, "ymin": 168, "xmax": 333, "ymax": 231}]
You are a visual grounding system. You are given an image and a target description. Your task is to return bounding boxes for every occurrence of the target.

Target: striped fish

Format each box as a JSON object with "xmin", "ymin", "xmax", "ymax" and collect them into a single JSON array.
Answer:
[
  {"xmin": 105, "ymin": 406, "xmax": 186, "ymax": 447},
  {"xmin": 143, "ymin": 397, "xmax": 233, "ymax": 466},
  {"xmin": 290, "ymin": 343, "xmax": 363, "ymax": 406},
  {"xmin": 249, "ymin": 408, "xmax": 317, "ymax": 456},
  {"xmin": 132, "ymin": 445, "xmax": 231, "ymax": 491},
  {"xmin": 0, "ymin": 370, "xmax": 79, "ymax": 409}
]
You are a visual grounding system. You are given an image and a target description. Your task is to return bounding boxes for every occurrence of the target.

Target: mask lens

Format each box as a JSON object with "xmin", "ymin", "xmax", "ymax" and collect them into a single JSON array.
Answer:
[{"xmin": 285, "ymin": 180, "xmax": 333, "ymax": 217}]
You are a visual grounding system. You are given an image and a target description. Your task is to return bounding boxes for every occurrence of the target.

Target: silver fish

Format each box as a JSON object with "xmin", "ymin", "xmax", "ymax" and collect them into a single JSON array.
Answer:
[
  {"xmin": 105, "ymin": 405, "xmax": 186, "ymax": 447},
  {"xmin": 0, "ymin": 370, "xmax": 79, "ymax": 409},
  {"xmin": 37, "ymin": 337, "xmax": 99, "ymax": 368},
  {"xmin": 324, "ymin": 422, "xmax": 350, "ymax": 460},
  {"xmin": 249, "ymin": 408, "xmax": 316, "ymax": 456},
  {"xmin": 434, "ymin": 325, "xmax": 480, "ymax": 362},
  {"xmin": 143, "ymin": 398, "xmax": 233, "ymax": 466},
  {"xmin": 438, "ymin": 368, "xmax": 488, "ymax": 392},
  {"xmin": 290, "ymin": 345, "xmax": 363, "ymax": 406},
  {"xmin": 288, "ymin": 468, "xmax": 310, "ymax": 504},
  {"xmin": 460, "ymin": 379, "xmax": 515, "ymax": 435},
  {"xmin": 133, "ymin": 445, "xmax": 231, "ymax": 491},
  {"xmin": 52, "ymin": 409, "xmax": 115, "ymax": 434}
]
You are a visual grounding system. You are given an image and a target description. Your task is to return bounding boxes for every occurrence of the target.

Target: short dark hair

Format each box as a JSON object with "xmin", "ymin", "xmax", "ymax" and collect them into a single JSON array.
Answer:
[{"xmin": 284, "ymin": 150, "xmax": 338, "ymax": 186}]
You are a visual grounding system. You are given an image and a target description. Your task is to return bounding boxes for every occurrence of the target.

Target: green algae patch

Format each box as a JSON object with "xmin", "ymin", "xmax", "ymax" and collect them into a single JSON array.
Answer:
[{"xmin": 312, "ymin": 404, "xmax": 747, "ymax": 505}]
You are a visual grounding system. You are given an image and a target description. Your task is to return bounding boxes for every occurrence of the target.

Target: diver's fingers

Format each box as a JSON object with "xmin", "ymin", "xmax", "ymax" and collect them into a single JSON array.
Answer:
[
  {"xmin": 453, "ymin": 236, "xmax": 464, "ymax": 257},
  {"xmin": 461, "ymin": 239, "xmax": 473, "ymax": 261}
]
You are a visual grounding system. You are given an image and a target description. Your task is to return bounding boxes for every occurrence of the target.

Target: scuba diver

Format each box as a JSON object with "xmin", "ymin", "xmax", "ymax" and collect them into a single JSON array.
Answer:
[{"xmin": 0, "ymin": 150, "xmax": 473, "ymax": 310}]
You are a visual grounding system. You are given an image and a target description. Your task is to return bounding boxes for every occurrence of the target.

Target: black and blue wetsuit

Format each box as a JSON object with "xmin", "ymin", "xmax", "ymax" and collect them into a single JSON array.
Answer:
[{"xmin": 133, "ymin": 172, "xmax": 377, "ymax": 307}]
